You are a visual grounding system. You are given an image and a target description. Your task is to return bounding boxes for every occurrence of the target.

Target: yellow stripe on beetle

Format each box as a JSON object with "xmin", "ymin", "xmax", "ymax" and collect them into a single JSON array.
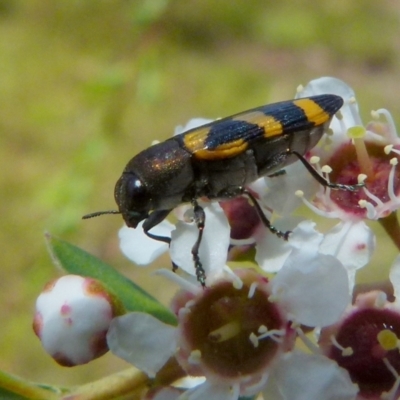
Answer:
[
  {"xmin": 193, "ymin": 138, "xmax": 248, "ymax": 160},
  {"xmin": 232, "ymin": 112, "xmax": 283, "ymax": 139},
  {"xmin": 293, "ymin": 98, "xmax": 330, "ymax": 126}
]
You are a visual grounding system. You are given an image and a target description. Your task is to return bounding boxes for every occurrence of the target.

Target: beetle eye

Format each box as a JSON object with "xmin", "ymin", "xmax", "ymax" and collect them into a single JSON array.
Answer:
[{"xmin": 124, "ymin": 173, "xmax": 149, "ymax": 210}]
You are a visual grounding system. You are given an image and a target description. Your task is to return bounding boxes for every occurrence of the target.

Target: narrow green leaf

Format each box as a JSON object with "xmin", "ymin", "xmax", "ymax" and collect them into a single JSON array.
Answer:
[{"xmin": 45, "ymin": 233, "xmax": 177, "ymax": 325}]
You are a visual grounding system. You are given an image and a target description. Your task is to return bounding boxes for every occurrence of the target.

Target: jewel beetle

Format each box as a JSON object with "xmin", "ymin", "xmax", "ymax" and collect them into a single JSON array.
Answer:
[{"xmin": 84, "ymin": 94, "xmax": 362, "ymax": 285}]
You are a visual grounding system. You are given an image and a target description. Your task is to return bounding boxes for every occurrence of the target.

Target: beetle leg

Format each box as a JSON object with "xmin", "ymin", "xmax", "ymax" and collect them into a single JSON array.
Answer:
[
  {"xmin": 142, "ymin": 209, "xmax": 179, "ymax": 272},
  {"xmin": 289, "ymin": 150, "xmax": 364, "ymax": 191},
  {"xmin": 243, "ymin": 189, "xmax": 291, "ymax": 240},
  {"xmin": 142, "ymin": 209, "xmax": 172, "ymax": 243},
  {"xmin": 267, "ymin": 169, "xmax": 287, "ymax": 178},
  {"xmin": 191, "ymin": 200, "xmax": 207, "ymax": 287}
]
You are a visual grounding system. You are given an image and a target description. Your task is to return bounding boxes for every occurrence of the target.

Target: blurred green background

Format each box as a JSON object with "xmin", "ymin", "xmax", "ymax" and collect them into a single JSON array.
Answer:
[{"xmin": 1, "ymin": 0, "xmax": 400, "ymax": 388}]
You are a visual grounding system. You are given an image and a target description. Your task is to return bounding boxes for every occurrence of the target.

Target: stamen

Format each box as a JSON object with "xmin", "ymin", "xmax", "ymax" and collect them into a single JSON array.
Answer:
[
  {"xmin": 296, "ymin": 327, "xmax": 320, "ymax": 354},
  {"xmin": 335, "ymin": 110, "xmax": 343, "ymax": 120},
  {"xmin": 385, "ymin": 145, "xmax": 394, "ymax": 155},
  {"xmin": 371, "ymin": 110, "xmax": 380, "ymax": 120},
  {"xmin": 347, "ymin": 126, "xmax": 374, "ymax": 178},
  {"xmin": 296, "ymin": 84, "xmax": 304, "ymax": 93},
  {"xmin": 362, "ymin": 186, "xmax": 385, "ymax": 207},
  {"xmin": 338, "ymin": 112, "xmax": 347, "ymax": 133},
  {"xmin": 310, "ymin": 156, "xmax": 320, "ymax": 164},
  {"xmin": 386, "ymin": 145, "xmax": 400, "ymax": 157},
  {"xmin": 375, "ymin": 291, "xmax": 388, "ymax": 308},
  {"xmin": 248, "ymin": 282, "xmax": 258, "ymax": 299},
  {"xmin": 188, "ymin": 349, "xmax": 202, "ymax": 365},
  {"xmin": 257, "ymin": 328, "xmax": 285, "ymax": 343},
  {"xmin": 251, "ymin": 324, "xmax": 284, "ymax": 345},
  {"xmin": 381, "ymin": 358, "xmax": 400, "ymax": 400},
  {"xmin": 374, "ymin": 108, "xmax": 398, "ymax": 138},
  {"xmin": 155, "ymin": 269, "xmax": 202, "ymax": 295},
  {"xmin": 330, "ymin": 335, "xmax": 353, "ymax": 356},
  {"xmin": 348, "ymin": 97, "xmax": 363, "ymax": 125},
  {"xmin": 208, "ymin": 320, "xmax": 240, "ymax": 343},
  {"xmin": 222, "ymin": 265, "xmax": 243, "ymax": 290},
  {"xmin": 258, "ymin": 325, "xmax": 268, "ymax": 333},
  {"xmin": 321, "ymin": 165, "xmax": 332, "ymax": 196},
  {"xmin": 358, "ymin": 174, "xmax": 367, "ymax": 184},
  {"xmin": 295, "ymin": 190, "xmax": 339, "ymax": 218},
  {"xmin": 358, "ymin": 199, "xmax": 378, "ymax": 219},
  {"xmin": 268, "ymin": 285, "xmax": 285, "ymax": 302},
  {"xmin": 249, "ymin": 332, "xmax": 259, "ymax": 348},
  {"xmin": 388, "ymin": 158, "xmax": 399, "ymax": 202},
  {"xmin": 321, "ymin": 165, "xmax": 332, "ymax": 174},
  {"xmin": 377, "ymin": 329, "xmax": 398, "ymax": 351},
  {"xmin": 326, "ymin": 127, "xmax": 334, "ymax": 136}
]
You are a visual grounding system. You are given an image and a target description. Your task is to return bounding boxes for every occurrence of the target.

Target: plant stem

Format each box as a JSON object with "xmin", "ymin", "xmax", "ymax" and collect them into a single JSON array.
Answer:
[
  {"xmin": 62, "ymin": 368, "xmax": 149, "ymax": 400},
  {"xmin": 379, "ymin": 212, "xmax": 400, "ymax": 251}
]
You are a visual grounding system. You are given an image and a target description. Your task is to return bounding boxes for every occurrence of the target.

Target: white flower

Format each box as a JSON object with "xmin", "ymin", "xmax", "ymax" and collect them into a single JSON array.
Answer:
[{"xmin": 296, "ymin": 77, "xmax": 400, "ymax": 222}]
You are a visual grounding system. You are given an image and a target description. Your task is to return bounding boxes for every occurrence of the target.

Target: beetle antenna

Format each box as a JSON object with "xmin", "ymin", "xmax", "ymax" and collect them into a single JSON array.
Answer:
[{"xmin": 82, "ymin": 210, "xmax": 120, "ymax": 220}]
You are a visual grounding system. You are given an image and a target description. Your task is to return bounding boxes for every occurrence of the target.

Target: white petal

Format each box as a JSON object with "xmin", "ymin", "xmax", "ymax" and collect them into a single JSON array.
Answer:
[
  {"xmin": 183, "ymin": 380, "xmax": 237, "ymax": 400},
  {"xmin": 174, "ymin": 118, "xmax": 214, "ymax": 135},
  {"xmin": 255, "ymin": 217, "xmax": 302, "ymax": 273},
  {"xmin": 261, "ymin": 163, "xmax": 319, "ymax": 216},
  {"xmin": 285, "ymin": 220, "xmax": 323, "ymax": 270},
  {"xmin": 297, "ymin": 77, "xmax": 361, "ymax": 130},
  {"xmin": 320, "ymin": 221, "xmax": 375, "ymax": 271},
  {"xmin": 255, "ymin": 233, "xmax": 292, "ymax": 273},
  {"xmin": 262, "ymin": 352, "xmax": 358, "ymax": 400},
  {"xmin": 272, "ymin": 254, "xmax": 350, "ymax": 327},
  {"xmin": 151, "ymin": 387, "xmax": 182, "ymax": 400},
  {"xmin": 390, "ymin": 255, "xmax": 400, "ymax": 300},
  {"xmin": 107, "ymin": 313, "xmax": 176, "ymax": 378},
  {"xmin": 297, "ymin": 77, "xmax": 355, "ymax": 100},
  {"xmin": 170, "ymin": 203, "xmax": 230, "ymax": 277},
  {"xmin": 119, "ymin": 221, "xmax": 174, "ymax": 265}
]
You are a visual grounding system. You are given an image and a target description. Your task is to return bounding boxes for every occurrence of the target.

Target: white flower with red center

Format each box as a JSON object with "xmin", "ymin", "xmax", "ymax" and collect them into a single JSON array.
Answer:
[
  {"xmin": 107, "ymin": 248, "xmax": 354, "ymax": 400},
  {"xmin": 318, "ymin": 255, "xmax": 400, "ymax": 400},
  {"xmin": 294, "ymin": 76, "xmax": 400, "ymax": 222},
  {"xmin": 33, "ymin": 275, "xmax": 124, "ymax": 366}
]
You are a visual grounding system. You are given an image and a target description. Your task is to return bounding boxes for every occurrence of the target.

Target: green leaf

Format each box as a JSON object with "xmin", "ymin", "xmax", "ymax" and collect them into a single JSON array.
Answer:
[
  {"xmin": 0, "ymin": 370, "xmax": 60, "ymax": 400},
  {"xmin": 45, "ymin": 233, "xmax": 177, "ymax": 325}
]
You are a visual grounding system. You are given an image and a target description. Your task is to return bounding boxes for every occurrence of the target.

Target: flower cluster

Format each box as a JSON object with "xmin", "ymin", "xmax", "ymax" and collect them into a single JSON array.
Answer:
[{"xmin": 34, "ymin": 77, "xmax": 400, "ymax": 400}]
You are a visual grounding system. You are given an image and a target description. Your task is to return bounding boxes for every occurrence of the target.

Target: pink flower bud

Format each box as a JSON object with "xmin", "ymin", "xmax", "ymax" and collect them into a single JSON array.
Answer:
[{"xmin": 33, "ymin": 275, "xmax": 124, "ymax": 366}]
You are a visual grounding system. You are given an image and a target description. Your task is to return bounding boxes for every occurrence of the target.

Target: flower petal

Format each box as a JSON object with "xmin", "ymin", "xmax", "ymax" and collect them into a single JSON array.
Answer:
[
  {"xmin": 107, "ymin": 313, "xmax": 176, "ymax": 378},
  {"xmin": 297, "ymin": 77, "xmax": 355, "ymax": 101},
  {"xmin": 260, "ymin": 163, "xmax": 319, "ymax": 216},
  {"xmin": 262, "ymin": 351, "xmax": 358, "ymax": 400},
  {"xmin": 389, "ymin": 254, "xmax": 400, "ymax": 300},
  {"xmin": 119, "ymin": 220, "xmax": 174, "ymax": 265},
  {"xmin": 272, "ymin": 253, "xmax": 350, "ymax": 327},
  {"xmin": 174, "ymin": 118, "xmax": 214, "ymax": 135},
  {"xmin": 184, "ymin": 380, "xmax": 238, "ymax": 400},
  {"xmin": 170, "ymin": 203, "xmax": 230, "ymax": 278},
  {"xmin": 285, "ymin": 220, "xmax": 324, "ymax": 269},
  {"xmin": 320, "ymin": 221, "xmax": 375, "ymax": 271}
]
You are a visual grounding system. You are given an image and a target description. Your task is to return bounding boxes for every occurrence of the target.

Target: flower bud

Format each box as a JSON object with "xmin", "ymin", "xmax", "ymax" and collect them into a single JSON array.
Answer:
[{"xmin": 33, "ymin": 275, "xmax": 124, "ymax": 366}]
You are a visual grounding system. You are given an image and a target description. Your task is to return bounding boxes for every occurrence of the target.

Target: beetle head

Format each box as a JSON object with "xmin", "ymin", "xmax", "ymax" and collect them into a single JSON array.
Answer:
[{"xmin": 114, "ymin": 172, "xmax": 152, "ymax": 228}]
